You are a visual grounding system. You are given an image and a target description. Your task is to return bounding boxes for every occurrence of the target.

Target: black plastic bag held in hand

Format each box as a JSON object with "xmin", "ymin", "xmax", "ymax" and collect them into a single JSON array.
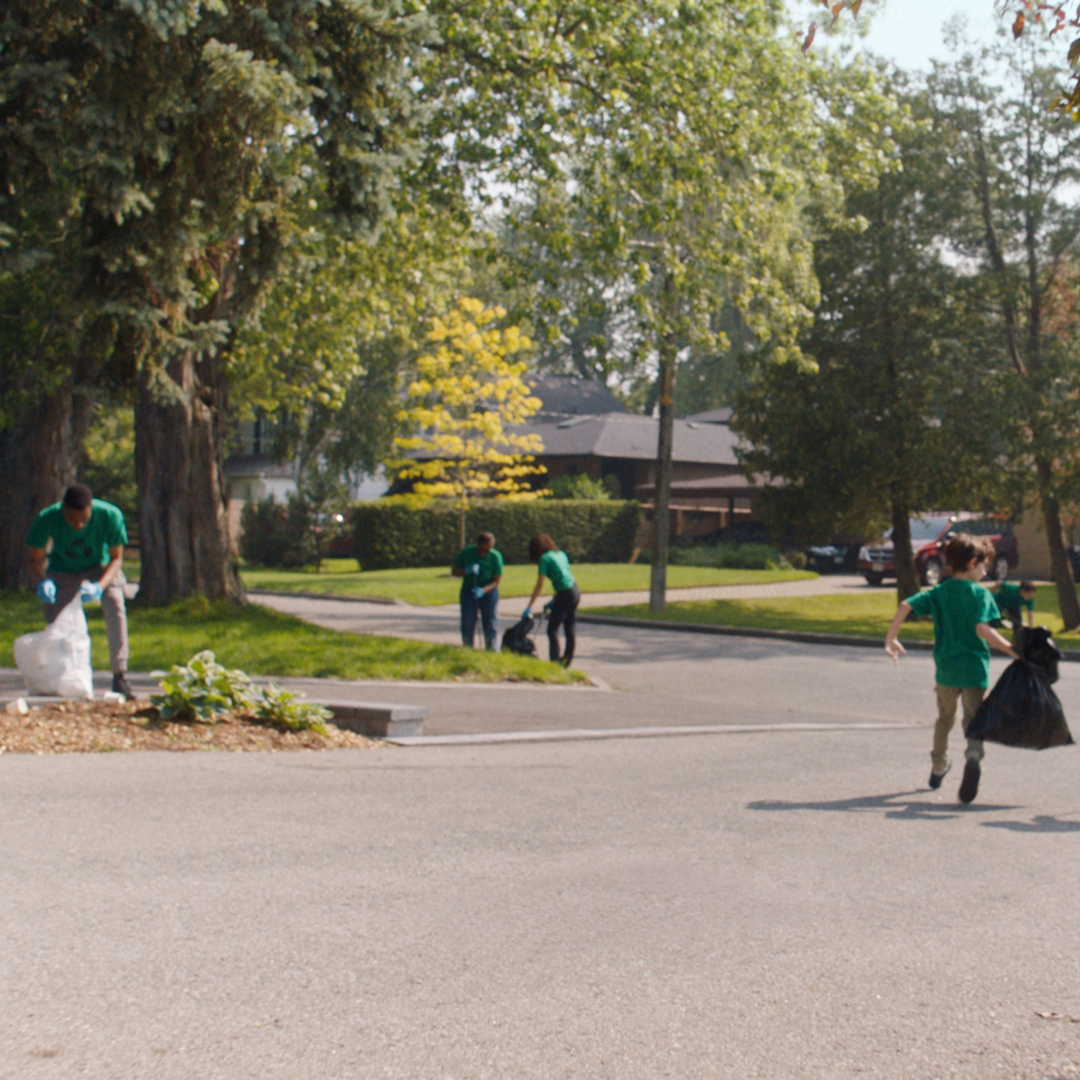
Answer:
[{"xmin": 967, "ymin": 629, "xmax": 1073, "ymax": 750}]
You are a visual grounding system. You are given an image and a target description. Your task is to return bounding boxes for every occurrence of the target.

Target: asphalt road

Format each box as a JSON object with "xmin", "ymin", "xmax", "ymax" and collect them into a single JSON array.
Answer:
[
  {"xmin": 5, "ymin": 591, "xmax": 1080, "ymax": 1077},
  {"xmin": 3, "ymin": 726, "xmax": 1080, "ymax": 1079},
  {"xmin": 252, "ymin": 592, "xmax": 1080, "ymax": 740}
]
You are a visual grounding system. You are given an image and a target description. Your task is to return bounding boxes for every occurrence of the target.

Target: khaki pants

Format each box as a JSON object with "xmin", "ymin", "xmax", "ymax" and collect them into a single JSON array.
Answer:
[
  {"xmin": 931, "ymin": 684, "xmax": 986, "ymax": 774},
  {"xmin": 43, "ymin": 568, "xmax": 128, "ymax": 673}
]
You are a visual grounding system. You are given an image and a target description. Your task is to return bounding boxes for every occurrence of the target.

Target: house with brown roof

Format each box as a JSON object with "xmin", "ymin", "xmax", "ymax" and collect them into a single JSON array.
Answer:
[{"xmin": 519, "ymin": 379, "xmax": 763, "ymax": 536}]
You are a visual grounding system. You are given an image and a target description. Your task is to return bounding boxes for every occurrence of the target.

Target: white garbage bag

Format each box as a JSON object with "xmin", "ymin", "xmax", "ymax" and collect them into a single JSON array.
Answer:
[{"xmin": 14, "ymin": 597, "xmax": 94, "ymax": 699}]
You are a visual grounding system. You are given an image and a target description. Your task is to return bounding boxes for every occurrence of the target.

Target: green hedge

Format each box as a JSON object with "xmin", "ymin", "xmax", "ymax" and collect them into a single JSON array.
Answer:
[{"xmin": 353, "ymin": 500, "xmax": 642, "ymax": 569}]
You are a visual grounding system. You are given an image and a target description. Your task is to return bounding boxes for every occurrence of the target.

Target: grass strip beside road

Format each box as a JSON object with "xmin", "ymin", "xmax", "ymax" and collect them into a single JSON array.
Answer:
[
  {"xmin": 588, "ymin": 588, "xmax": 1080, "ymax": 649},
  {"xmin": 0, "ymin": 592, "xmax": 585, "ymax": 684},
  {"xmin": 240, "ymin": 560, "xmax": 816, "ymax": 606}
]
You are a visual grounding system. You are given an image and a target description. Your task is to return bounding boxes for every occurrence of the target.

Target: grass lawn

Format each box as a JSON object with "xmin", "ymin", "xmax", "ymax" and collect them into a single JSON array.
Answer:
[
  {"xmin": 240, "ymin": 559, "xmax": 816, "ymax": 606},
  {"xmin": 588, "ymin": 585, "xmax": 1080, "ymax": 649},
  {"xmin": 0, "ymin": 592, "xmax": 585, "ymax": 684}
]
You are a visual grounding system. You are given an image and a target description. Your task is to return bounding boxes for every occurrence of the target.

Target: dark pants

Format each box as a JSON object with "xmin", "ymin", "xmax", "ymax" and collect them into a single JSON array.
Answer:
[
  {"xmin": 461, "ymin": 587, "xmax": 499, "ymax": 650},
  {"xmin": 548, "ymin": 585, "xmax": 581, "ymax": 666}
]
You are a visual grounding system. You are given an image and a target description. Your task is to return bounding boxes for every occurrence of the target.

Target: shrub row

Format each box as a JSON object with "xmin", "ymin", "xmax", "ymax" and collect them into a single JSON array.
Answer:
[
  {"xmin": 353, "ymin": 500, "xmax": 642, "ymax": 569},
  {"xmin": 634, "ymin": 543, "xmax": 788, "ymax": 571},
  {"xmin": 670, "ymin": 543, "xmax": 784, "ymax": 571}
]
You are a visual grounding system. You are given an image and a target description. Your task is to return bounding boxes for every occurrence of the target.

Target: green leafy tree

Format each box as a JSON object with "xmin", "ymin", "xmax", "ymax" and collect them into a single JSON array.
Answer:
[
  {"xmin": 929, "ymin": 38, "xmax": 1080, "ymax": 626},
  {"xmin": 389, "ymin": 298, "xmax": 547, "ymax": 547},
  {"xmin": 0, "ymin": 0, "xmax": 428, "ymax": 602},
  {"xmin": 503, "ymin": 2, "xmax": 896, "ymax": 611},
  {"xmin": 738, "ymin": 76, "xmax": 1004, "ymax": 601}
]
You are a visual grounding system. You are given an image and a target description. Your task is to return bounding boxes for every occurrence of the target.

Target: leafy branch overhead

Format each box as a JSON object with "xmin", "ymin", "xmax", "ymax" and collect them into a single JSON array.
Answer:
[{"xmin": 805, "ymin": 0, "xmax": 1080, "ymax": 114}]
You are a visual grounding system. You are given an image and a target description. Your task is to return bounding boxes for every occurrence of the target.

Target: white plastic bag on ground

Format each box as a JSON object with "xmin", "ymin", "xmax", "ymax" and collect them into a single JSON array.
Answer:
[{"xmin": 14, "ymin": 597, "xmax": 94, "ymax": 699}]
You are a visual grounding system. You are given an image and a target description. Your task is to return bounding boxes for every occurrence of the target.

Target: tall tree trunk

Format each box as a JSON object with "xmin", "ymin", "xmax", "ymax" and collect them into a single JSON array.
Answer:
[
  {"xmin": 135, "ymin": 350, "xmax": 241, "ymax": 604},
  {"xmin": 649, "ymin": 332, "xmax": 677, "ymax": 614},
  {"xmin": 1035, "ymin": 458, "xmax": 1080, "ymax": 630},
  {"xmin": 890, "ymin": 499, "xmax": 920, "ymax": 602},
  {"xmin": 0, "ymin": 381, "xmax": 92, "ymax": 590}
]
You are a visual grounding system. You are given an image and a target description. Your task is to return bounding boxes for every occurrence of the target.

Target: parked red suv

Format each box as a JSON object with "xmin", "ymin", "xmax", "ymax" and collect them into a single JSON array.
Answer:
[{"xmin": 857, "ymin": 514, "xmax": 1019, "ymax": 587}]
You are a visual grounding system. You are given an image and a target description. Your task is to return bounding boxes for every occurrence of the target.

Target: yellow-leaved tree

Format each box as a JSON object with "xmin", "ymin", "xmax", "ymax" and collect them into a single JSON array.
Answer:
[{"xmin": 389, "ymin": 298, "xmax": 547, "ymax": 546}]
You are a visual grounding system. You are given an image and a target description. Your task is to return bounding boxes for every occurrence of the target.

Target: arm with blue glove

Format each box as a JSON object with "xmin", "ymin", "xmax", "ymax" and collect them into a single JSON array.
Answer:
[
  {"xmin": 79, "ymin": 580, "xmax": 104, "ymax": 603},
  {"xmin": 36, "ymin": 578, "xmax": 57, "ymax": 604}
]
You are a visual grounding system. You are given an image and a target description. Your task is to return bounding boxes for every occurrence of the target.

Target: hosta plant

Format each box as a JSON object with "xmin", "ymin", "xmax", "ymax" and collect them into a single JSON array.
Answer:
[{"xmin": 151, "ymin": 651, "xmax": 254, "ymax": 722}]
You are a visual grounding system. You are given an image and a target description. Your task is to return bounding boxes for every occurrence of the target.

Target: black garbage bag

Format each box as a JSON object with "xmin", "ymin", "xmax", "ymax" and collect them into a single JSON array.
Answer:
[
  {"xmin": 1016, "ymin": 626, "xmax": 1060, "ymax": 684},
  {"xmin": 967, "ymin": 647, "xmax": 1073, "ymax": 751},
  {"xmin": 501, "ymin": 614, "xmax": 537, "ymax": 656}
]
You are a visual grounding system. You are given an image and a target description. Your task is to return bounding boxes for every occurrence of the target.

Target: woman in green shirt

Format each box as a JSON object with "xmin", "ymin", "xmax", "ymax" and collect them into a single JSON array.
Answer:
[{"xmin": 523, "ymin": 533, "xmax": 581, "ymax": 666}]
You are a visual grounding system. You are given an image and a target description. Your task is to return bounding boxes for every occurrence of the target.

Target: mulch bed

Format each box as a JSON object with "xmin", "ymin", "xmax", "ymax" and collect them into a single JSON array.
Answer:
[{"xmin": 0, "ymin": 699, "xmax": 376, "ymax": 754}]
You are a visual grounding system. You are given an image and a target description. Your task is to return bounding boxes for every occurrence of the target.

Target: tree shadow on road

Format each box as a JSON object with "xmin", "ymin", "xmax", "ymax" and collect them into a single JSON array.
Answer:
[
  {"xmin": 981, "ymin": 815, "xmax": 1080, "ymax": 833},
  {"xmin": 747, "ymin": 791, "xmax": 1020, "ymax": 821}
]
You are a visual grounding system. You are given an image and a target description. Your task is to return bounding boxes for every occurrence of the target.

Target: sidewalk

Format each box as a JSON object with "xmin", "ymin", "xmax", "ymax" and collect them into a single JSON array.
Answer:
[{"xmin": 568, "ymin": 572, "xmax": 866, "ymax": 610}]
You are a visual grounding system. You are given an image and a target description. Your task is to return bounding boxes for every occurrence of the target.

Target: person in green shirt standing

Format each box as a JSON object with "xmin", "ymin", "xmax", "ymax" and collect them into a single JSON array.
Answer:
[
  {"xmin": 25, "ymin": 484, "xmax": 132, "ymax": 699},
  {"xmin": 884, "ymin": 533, "xmax": 1018, "ymax": 804},
  {"xmin": 524, "ymin": 533, "xmax": 581, "ymax": 667},
  {"xmin": 451, "ymin": 531, "xmax": 503, "ymax": 650}
]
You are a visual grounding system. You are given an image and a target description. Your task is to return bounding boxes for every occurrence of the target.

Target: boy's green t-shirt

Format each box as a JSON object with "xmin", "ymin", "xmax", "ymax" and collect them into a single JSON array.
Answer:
[
  {"xmin": 453, "ymin": 544, "xmax": 504, "ymax": 588},
  {"xmin": 25, "ymin": 499, "xmax": 128, "ymax": 574},
  {"xmin": 905, "ymin": 578, "xmax": 1001, "ymax": 689},
  {"xmin": 995, "ymin": 582, "xmax": 1035, "ymax": 612},
  {"xmin": 538, "ymin": 549, "xmax": 576, "ymax": 592}
]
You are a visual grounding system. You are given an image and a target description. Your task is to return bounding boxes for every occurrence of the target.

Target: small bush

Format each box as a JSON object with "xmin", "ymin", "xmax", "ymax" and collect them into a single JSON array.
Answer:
[
  {"xmin": 784, "ymin": 549, "xmax": 809, "ymax": 570},
  {"xmin": 252, "ymin": 684, "xmax": 332, "ymax": 733},
  {"xmin": 152, "ymin": 651, "xmax": 334, "ymax": 731},
  {"xmin": 239, "ymin": 495, "xmax": 311, "ymax": 568},
  {"xmin": 151, "ymin": 650, "xmax": 254, "ymax": 722},
  {"xmin": 547, "ymin": 473, "xmax": 611, "ymax": 500}
]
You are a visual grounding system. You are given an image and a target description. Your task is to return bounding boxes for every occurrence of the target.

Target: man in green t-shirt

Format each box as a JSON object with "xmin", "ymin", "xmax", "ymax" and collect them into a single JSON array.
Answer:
[
  {"xmin": 885, "ymin": 533, "xmax": 1018, "ymax": 804},
  {"xmin": 25, "ymin": 484, "xmax": 132, "ymax": 698},
  {"xmin": 451, "ymin": 531, "xmax": 503, "ymax": 649},
  {"xmin": 991, "ymin": 580, "xmax": 1037, "ymax": 633}
]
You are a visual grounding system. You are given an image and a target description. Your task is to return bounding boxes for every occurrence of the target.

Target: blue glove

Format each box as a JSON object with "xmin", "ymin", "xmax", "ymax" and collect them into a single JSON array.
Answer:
[
  {"xmin": 472, "ymin": 587, "xmax": 484, "ymax": 599},
  {"xmin": 522, "ymin": 607, "xmax": 531, "ymax": 618},
  {"xmin": 467, "ymin": 563, "xmax": 481, "ymax": 576},
  {"xmin": 36, "ymin": 579, "xmax": 56, "ymax": 604},
  {"xmin": 79, "ymin": 581, "xmax": 104, "ymax": 603}
]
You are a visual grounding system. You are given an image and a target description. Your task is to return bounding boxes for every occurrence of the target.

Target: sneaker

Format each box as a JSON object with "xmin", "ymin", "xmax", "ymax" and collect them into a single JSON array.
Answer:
[
  {"xmin": 958, "ymin": 759, "xmax": 981, "ymax": 804},
  {"xmin": 928, "ymin": 763, "xmax": 951, "ymax": 790},
  {"xmin": 111, "ymin": 672, "xmax": 133, "ymax": 701}
]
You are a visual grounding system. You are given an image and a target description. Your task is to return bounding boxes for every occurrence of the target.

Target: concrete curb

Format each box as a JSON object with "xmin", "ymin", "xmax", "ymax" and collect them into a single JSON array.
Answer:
[
  {"xmin": 247, "ymin": 588, "xmax": 405, "ymax": 606},
  {"xmin": 577, "ymin": 612, "xmax": 1080, "ymax": 664},
  {"xmin": 387, "ymin": 720, "xmax": 917, "ymax": 747}
]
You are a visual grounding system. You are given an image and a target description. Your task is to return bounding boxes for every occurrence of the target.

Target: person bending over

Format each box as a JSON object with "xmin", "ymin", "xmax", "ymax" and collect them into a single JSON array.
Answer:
[
  {"xmin": 524, "ymin": 533, "xmax": 581, "ymax": 667},
  {"xmin": 990, "ymin": 579, "xmax": 1037, "ymax": 639},
  {"xmin": 26, "ymin": 484, "xmax": 132, "ymax": 699}
]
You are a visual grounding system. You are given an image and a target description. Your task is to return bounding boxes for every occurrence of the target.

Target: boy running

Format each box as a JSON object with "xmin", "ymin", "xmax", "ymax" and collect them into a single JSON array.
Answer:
[{"xmin": 884, "ymin": 533, "xmax": 1018, "ymax": 804}]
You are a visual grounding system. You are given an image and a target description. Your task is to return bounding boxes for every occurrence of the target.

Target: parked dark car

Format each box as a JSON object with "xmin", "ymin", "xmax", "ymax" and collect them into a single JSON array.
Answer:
[
  {"xmin": 805, "ymin": 543, "xmax": 860, "ymax": 574},
  {"xmin": 857, "ymin": 514, "xmax": 1018, "ymax": 587}
]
